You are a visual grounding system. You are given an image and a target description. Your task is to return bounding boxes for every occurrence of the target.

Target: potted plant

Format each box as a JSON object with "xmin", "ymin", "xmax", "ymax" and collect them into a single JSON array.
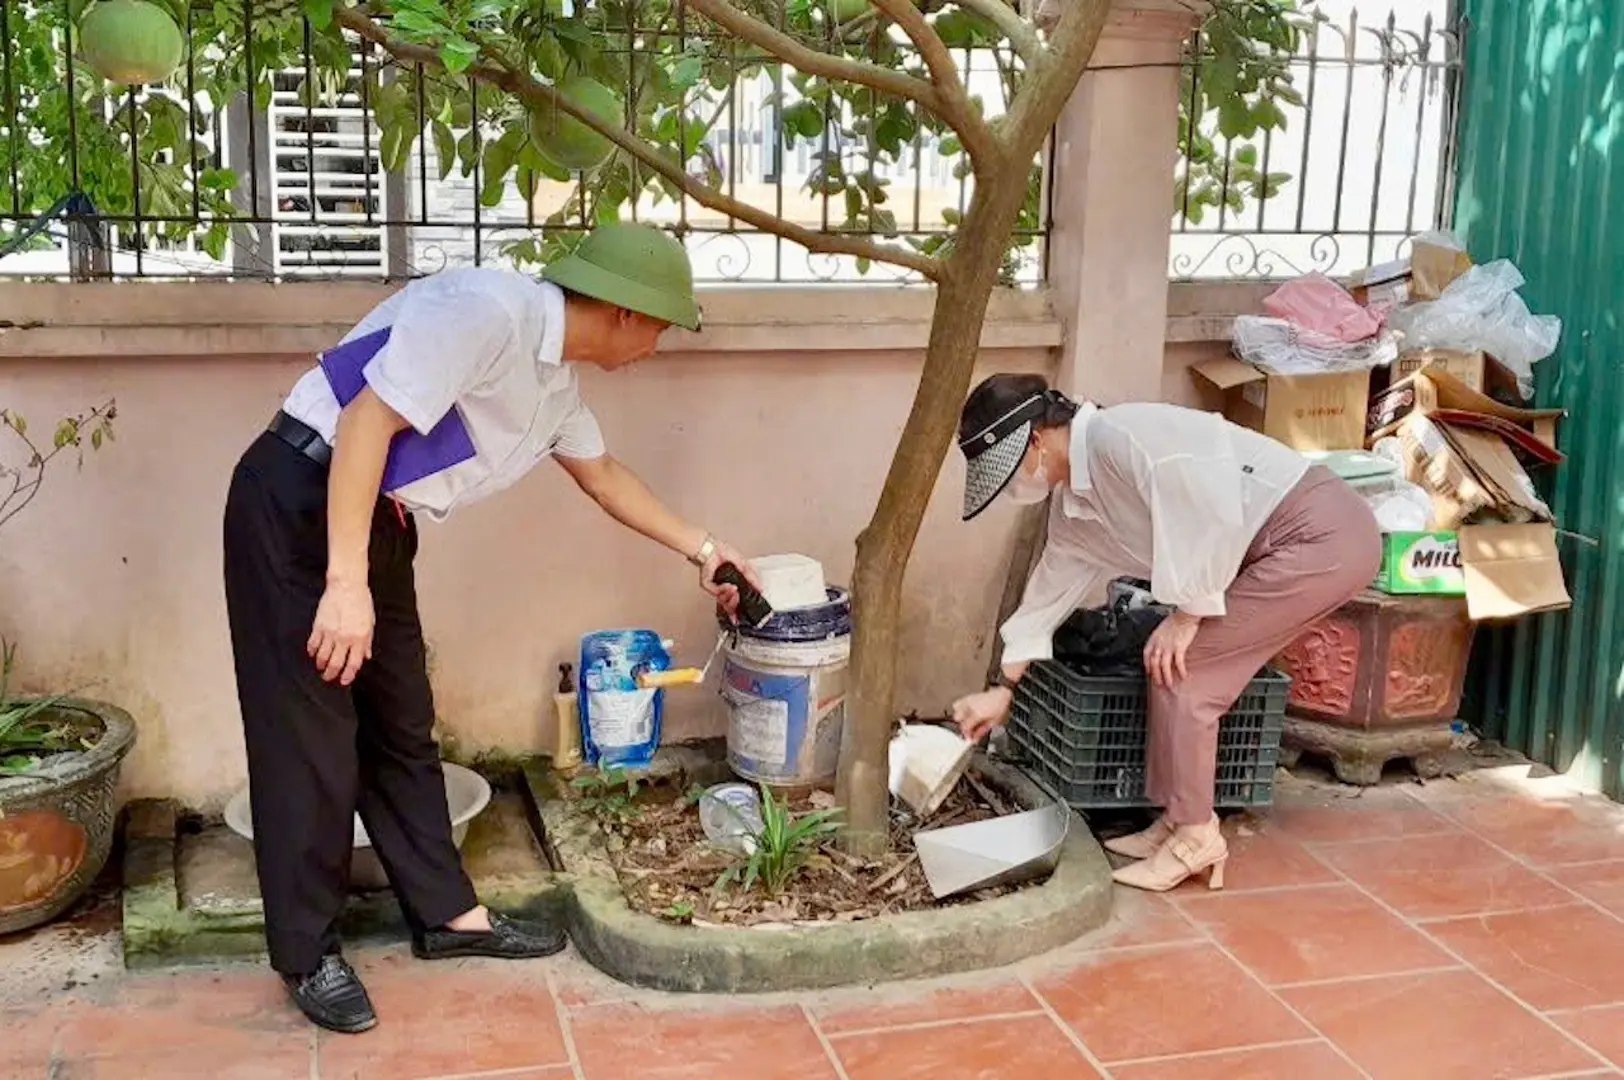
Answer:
[{"xmin": 0, "ymin": 401, "xmax": 135, "ymax": 935}]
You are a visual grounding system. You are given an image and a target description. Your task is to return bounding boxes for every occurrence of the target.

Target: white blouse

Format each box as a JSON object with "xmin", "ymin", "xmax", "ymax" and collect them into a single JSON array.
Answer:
[{"xmin": 999, "ymin": 402, "xmax": 1311, "ymax": 664}]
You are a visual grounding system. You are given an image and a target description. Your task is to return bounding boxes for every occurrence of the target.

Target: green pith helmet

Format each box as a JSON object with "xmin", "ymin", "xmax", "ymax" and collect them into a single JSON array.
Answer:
[{"xmin": 541, "ymin": 223, "xmax": 702, "ymax": 332}]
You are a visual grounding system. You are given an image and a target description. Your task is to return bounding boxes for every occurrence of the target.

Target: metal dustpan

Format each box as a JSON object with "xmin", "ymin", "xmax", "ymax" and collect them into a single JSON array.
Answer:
[{"xmin": 914, "ymin": 802, "xmax": 1070, "ymax": 900}]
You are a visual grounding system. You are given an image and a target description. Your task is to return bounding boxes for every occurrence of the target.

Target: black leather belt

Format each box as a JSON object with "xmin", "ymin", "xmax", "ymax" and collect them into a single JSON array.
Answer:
[{"xmin": 268, "ymin": 410, "xmax": 333, "ymax": 467}]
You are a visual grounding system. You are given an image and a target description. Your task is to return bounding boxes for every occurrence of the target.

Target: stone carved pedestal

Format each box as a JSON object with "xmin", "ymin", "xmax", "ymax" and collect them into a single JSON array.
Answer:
[{"xmin": 1274, "ymin": 590, "xmax": 1474, "ymax": 785}]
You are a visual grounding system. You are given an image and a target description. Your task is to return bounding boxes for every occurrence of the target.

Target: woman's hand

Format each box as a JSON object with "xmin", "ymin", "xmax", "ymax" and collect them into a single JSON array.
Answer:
[
  {"xmin": 1144, "ymin": 611, "xmax": 1201, "ymax": 689},
  {"xmin": 699, "ymin": 539, "xmax": 762, "ymax": 621},
  {"xmin": 309, "ymin": 578, "xmax": 375, "ymax": 686},
  {"xmin": 953, "ymin": 687, "xmax": 1015, "ymax": 742}
]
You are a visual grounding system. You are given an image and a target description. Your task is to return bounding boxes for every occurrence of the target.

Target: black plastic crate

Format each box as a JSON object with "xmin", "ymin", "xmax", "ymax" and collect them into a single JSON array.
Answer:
[{"xmin": 1007, "ymin": 661, "xmax": 1291, "ymax": 810}]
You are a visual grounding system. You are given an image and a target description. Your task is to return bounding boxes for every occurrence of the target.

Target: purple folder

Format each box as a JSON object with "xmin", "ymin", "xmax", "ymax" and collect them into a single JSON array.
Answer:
[{"xmin": 318, "ymin": 327, "xmax": 477, "ymax": 494}]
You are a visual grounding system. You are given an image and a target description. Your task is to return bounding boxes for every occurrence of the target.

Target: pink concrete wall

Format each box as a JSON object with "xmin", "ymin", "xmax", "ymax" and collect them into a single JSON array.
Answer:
[{"xmin": 0, "ymin": 347, "xmax": 1049, "ymax": 808}]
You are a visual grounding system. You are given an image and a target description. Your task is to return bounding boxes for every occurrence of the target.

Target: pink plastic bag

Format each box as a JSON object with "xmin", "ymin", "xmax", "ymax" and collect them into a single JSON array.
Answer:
[{"xmin": 1262, "ymin": 272, "xmax": 1383, "ymax": 343}]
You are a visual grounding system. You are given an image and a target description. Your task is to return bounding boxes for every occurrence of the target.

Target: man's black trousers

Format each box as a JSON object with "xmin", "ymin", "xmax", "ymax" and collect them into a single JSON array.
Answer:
[{"xmin": 222, "ymin": 431, "xmax": 477, "ymax": 976}]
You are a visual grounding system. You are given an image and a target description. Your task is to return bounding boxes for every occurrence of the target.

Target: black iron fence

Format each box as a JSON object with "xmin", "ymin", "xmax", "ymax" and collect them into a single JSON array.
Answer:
[
  {"xmin": 1170, "ymin": 4, "xmax": 1466, "ymax": 280},
  {"xmin": 0, "ymin": 2, "xmax": 1047, "ymax": 284},
  {"xmin": 2, "ymin": 2, "xmax": 1464, "ymax": 285}
]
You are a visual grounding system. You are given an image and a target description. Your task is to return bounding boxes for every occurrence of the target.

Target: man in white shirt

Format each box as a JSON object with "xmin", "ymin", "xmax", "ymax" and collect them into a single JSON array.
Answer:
[
  {"xmin": 951, "ymin": 374, "xmax": 1379, "ymax": 893},
  {"xmin": 223, "ymin": 223, "xmax": 757, "ymax": 1034}
]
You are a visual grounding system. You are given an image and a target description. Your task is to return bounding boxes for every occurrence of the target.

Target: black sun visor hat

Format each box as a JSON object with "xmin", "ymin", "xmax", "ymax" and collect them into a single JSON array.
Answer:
[{"xmin": 957, "ymin": 384, "xmax": 1056, "ymax": 522}]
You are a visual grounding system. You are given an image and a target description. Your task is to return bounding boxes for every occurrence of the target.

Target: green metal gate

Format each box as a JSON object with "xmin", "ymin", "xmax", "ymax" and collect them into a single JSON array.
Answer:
[{"xmin": 1455, "ymin": 0, "xmax": 1624, "ymax": 798}]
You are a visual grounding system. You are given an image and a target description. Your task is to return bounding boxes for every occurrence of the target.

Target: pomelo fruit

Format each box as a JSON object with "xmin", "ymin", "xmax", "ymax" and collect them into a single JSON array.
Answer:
[
  {"xmin": 527, "ymin": 76, "xmax": 624, "ymax": 173},
  {"xmin": 79, "ymin": 0, "xmax": 184, "ymax": 86}
]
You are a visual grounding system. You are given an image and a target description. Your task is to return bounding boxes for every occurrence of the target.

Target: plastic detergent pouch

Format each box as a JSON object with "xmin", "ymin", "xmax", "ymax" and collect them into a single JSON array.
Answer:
[{"xmin": 578, "ymin": 630, "xmax": 670, "ymax": 769}]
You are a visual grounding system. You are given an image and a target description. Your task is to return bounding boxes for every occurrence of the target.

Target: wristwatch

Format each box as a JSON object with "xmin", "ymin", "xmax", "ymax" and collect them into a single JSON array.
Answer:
[
  {"xmin": 688, "ymin": 535, "xmax": 717, "ymax": 568},
  {"xmin": 987, "ymin": 671, "xmax": 1019, "ymax": 693}
]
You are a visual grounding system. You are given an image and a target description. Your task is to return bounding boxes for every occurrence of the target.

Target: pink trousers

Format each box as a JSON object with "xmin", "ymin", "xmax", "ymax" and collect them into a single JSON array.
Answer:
[{"xmin": 1145, "ymin": 467, "xmax": 1381, "ymax": 824}]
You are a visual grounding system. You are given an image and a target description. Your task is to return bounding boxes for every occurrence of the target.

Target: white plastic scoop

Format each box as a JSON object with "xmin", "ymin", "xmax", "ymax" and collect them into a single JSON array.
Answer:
[
  {"xmin": 887, "ymin": 723, "xmax": 976, "ymax": 817},
  {"xmin": 914, "ymin": 802, "xmax": 1070, "ymax": 900}
]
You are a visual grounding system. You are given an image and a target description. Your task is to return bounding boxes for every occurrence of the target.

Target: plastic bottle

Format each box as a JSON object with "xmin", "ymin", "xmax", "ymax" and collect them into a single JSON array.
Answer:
[
  {"xmin": 552, "ymin": 662, "xmax": 583, "ymax": 770},
  {"xmin": 699, "ymin": 782, "xmax": 764, "ymax": 855}
]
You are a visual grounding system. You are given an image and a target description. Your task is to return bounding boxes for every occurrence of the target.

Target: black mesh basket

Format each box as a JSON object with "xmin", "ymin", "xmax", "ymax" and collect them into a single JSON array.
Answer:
[{"xmin": 1007, "ymin": 661, "xmax": 1291, "ymax": 810}]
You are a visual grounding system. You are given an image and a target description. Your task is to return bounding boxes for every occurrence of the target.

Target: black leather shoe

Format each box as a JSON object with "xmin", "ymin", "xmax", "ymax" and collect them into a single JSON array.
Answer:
[
  {"xmin": 282, "ymin": 954, "xmax": 377, "ymax": 1034},
  {"xmin": 412, "ymin": 911, "xmax": 567, "ymax": 961}
]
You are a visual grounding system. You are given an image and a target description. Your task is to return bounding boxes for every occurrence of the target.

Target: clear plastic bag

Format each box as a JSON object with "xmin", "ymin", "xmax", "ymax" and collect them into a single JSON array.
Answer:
[
  {"xmin": 1232, "ymin": 316, "xmax": 1401, "ymax": 375},
  {"xmin": 1386, "ymin": 260, "xmax": 1561, "ymax": 400},
  {"xmin": 1356, "ymin": 477, "xmax": 1435, "ymax": 532}
]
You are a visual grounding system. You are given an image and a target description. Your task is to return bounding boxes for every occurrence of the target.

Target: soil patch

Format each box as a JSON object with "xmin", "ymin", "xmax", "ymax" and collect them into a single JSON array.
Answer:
[{"xmin": 587, "ymin": 771, "xmax": 1044, "ymax": 928}]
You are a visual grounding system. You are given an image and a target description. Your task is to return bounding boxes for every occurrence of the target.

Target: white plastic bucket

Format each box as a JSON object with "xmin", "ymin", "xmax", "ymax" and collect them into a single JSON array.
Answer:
[{"xmin": 721, "ymin": 632, "xmax": 849, "ymax": 789}]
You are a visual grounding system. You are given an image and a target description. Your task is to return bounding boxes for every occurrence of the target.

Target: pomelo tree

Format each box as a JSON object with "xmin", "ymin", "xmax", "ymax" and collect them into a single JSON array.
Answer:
[{"xmin": 1, "ymin": 0, "xmax": 1305, "ymax": 850}]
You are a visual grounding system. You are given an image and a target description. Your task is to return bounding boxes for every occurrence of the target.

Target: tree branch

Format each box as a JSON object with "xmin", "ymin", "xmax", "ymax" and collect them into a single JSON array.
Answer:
[
  {"xmin": 681, "ymin": 0, "xmax": 940, "ymax": 116},
  {"xmin": 954, "ymin": 0, "xmax": 1043, "ymax": 66},
  {"xmin": 999, "ymin": 0, "xmax": 1112, "ymax": 157},
  {"xmin": 867, "ymin": 0, "xmax": 999, "ymax": 166},
  {"xmin": 335, "ymin": 7, "xmax": 943, "ymax": 280}
]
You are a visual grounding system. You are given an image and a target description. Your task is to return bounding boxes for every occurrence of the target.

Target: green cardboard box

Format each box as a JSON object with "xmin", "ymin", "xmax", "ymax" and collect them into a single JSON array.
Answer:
[{"xmin": 1374, "ymin": 531, "xmax": 1466, "ymax": 595}]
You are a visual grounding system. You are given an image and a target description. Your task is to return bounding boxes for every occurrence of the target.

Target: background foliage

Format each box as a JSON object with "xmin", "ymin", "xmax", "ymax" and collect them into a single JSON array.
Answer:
[{"xmin": 0, "ymin": 0, "xmax": 1307, "ymax": 277}]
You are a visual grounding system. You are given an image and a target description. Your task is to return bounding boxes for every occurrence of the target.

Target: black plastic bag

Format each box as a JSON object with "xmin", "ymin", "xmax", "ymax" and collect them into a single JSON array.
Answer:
[{"xmin": 1051, "ymin": 579, "xmax": 1170, "ymax": 676}]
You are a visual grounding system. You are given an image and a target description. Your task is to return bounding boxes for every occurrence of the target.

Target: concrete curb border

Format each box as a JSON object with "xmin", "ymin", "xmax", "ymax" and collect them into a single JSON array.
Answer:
[{"xmin": 527, "ymin": 756, "xmax": 1114, "ymax": 994}]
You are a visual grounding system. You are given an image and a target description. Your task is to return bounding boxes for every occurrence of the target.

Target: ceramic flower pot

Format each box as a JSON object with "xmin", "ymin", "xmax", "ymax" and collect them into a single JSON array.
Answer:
[{"xmin": 0, "ymin": 698, "xmax": 136, "ymax": 934}]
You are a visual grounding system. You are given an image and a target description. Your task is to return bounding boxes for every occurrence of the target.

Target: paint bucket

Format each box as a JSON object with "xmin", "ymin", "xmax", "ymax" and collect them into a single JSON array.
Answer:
[{"xmin": 721, "ymin": 587, "xmax": 851, "ymax": 789}]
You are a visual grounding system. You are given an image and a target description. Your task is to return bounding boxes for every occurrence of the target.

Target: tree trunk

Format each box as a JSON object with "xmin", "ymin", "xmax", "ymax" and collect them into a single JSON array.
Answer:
[{"xmin": 835, "ymin": 178, "xmax": 1033, "ymax": 853}]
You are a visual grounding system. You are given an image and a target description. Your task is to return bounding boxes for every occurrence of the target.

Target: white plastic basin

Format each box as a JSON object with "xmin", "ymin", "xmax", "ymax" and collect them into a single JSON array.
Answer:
[{"xmin": 223, "ymin": 762, "xmax": 491, "ymax": 891}]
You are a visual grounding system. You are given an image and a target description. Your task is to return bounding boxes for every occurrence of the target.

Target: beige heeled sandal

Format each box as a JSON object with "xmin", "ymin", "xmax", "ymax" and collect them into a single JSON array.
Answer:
[
  {"xmin": 1102, "ymin": 816, "xmax": 1175, "ymax": 861},
  {"xmin": 1111, "ymin": 826, "xmax": 1228, "ymax": 893}
]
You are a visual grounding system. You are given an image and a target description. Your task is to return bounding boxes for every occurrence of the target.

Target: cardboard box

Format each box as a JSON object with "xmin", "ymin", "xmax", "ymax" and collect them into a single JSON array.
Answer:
[
  {"xmin": 1348, "ymin": 258, "xmax": 1411, "ymax": 309},
  {"xmin": 1348, "ymin": 239, "xmax": 1472, "ymax": 308},
  {"xmin": 1368, "ymin": 368, "xmax": 1564, "ymax": 452},
  {"xmin": 1392, "ymin": 349, "xmax": 1487, "ymax": 393},
  {"xmin": 1393, "ymin": 414, "xmax": 1551, "ymax": 530},
  {"xmin": 1375, "ymin": 531, "xmax": 1465, "ymax": 595},
  {"xmin": 1459, "ymin": 523, "xmax": 1572, "ymax": 619},
  {"xmin": 1377, "ymin": 349, "xmax": 1527, "ymax": 405},
  {"xmin": 1192, "ymin": 357, "xmax": 1371, "ymax": 451},
  {"xmin": 1409, "ymin": 239, "xmax": 1474, "ymax": 301}
]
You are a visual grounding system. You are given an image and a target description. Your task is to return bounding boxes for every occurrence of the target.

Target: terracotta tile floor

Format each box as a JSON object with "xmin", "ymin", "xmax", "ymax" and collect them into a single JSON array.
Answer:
[{"xmin": 7, "ymin": 766, "xmax": 1624, "ymax": 1079}]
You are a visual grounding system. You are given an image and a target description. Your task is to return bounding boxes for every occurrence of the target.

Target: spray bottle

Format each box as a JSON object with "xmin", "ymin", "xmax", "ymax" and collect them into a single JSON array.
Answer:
[{"xmin": 552, "ymin": 662, "xmax": 583, "ymax": 770}]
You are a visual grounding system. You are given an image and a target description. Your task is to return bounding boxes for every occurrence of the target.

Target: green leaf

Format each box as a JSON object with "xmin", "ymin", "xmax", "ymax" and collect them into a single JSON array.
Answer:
[
  {"xmin": 1217, "ymin": 97, "xmax": 1256, "ymax": 140},
  {"xmin": 432, "ymin": 121, "xmax": 456, "ymax": 181},
  {"xmin": 844, "ymin": 185, "xmax": 862, "ymax": 225},
  {"xmin": 201, "ymin": 222, "xmax": 230, "ymax": 262},
  {"xmin": 530, "ymin": 35, "xmax": 566, "ymax": 80},
  {"xmin": 670, "ymin": 56, "xmax": 704, "ymax": 91},
  {"xmin": 303, "ymin": 0, "xmax": 334, "ymax": 29},
  {"xmin": 440, "ymin": 39, "xmax": 480, "ymax": 75},
  {"xmin": 390, "ymin": 10, "xmax": 443, "ymax": 36},
  {"xmin": 379, "ymin": 125, "xmax": 411, "ymax": 175}
]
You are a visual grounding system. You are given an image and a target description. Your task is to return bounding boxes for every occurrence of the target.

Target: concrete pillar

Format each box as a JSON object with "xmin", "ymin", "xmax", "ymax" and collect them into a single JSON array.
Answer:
[{"xmin": 1045, "ymin": 1, "xmax": 1203, "ymax": 405}]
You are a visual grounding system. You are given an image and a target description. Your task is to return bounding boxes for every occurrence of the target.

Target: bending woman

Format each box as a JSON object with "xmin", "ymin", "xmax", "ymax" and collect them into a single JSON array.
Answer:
[{"xmin": 950, "ymin": 374, "xmax": 1379, "ymax": 892}]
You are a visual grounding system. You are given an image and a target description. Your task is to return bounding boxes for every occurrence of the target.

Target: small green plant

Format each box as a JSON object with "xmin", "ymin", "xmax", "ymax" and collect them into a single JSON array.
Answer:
[
  {"xmin": 0, "ymin": 401, "xmax": 117, "ymax": 531},
  {"xmin": 0, "ymin": 641, "xmax": 82, "ymax": 776},
  {"xmin": 570, "ymin": 766, "xmax": 643, "ymax": 826},
  {"xmin": 715, "ymin": 786, "xmax": 842, "ymax": 900},
  {"xmin": 660, "ymin": 900, "xmax": 695, "ymax": 924}
]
